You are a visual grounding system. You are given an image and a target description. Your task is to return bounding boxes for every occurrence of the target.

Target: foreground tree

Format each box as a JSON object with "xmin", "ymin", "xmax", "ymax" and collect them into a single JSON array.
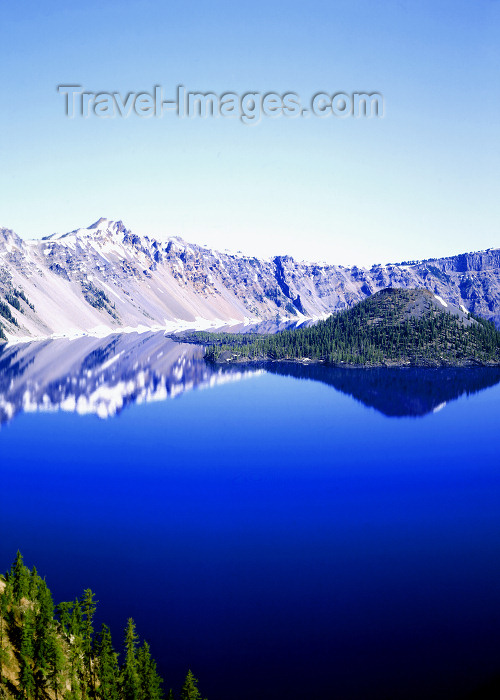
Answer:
[
  {"xmin": 70, "ymin": 599, "xmax": 83, "ymax": 638},
  {"xmin": 10, "ymin": 551, "xmax": 30, "ymax": 603},
  {"xmin": 19, "ymin": 608, "xmax": 36, "ymax": 699},
  {"xmin": 95, "ymin": 623, "xmax": 120, "ymax": 700},
  {"xmin": 81, "ymin": 588, "xmax": 98, "ymax": 695},
  {"xmin": 56, "ymin": 600, "xmax": 73, "ymax": 636},
  {"xmin": 47, "ymin": 633, "xmax": 66, "ymax": 700},
  {"xmin": 34, "ymin": 578, "xmax": 55, "ymax": 693},
  {"xmin": 121, "ymin": 618, "xmax": 140, "ymax": 700},
  {"xmin": 180, "ymin": 670, "xmax": 206, "ymax": 700},
  {"xmin": 137, "ymin": 640, "xmax": 164, "ymax": 700}
]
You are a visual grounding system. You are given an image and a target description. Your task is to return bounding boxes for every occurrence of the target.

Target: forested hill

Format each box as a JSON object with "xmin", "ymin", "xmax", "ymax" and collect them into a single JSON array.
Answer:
[
  {"xmin": 203, "ymin": 288, "xmax": 500, "ymax": 367},
  {"xmin": 0, "ymin": 553, "xmax": 205, "ymax": 700}
]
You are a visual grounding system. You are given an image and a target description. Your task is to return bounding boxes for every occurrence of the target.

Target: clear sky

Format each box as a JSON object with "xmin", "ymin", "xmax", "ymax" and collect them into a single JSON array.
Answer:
[{"xmin": 1, "ymin": 0, "xmax": 498, "ymax": 266}]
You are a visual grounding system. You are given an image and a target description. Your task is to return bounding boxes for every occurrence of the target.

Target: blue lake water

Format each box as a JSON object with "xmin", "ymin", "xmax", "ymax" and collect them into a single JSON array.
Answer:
[{"xmin": 1, "ymin": 333, "xmax": 499, "ymax": 699}]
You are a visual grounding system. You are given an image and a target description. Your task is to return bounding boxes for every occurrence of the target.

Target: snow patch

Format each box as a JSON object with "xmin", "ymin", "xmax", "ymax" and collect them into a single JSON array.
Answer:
[{"xmin": 434, "ymin": 295, "xmax": 448, "ymax": 308}]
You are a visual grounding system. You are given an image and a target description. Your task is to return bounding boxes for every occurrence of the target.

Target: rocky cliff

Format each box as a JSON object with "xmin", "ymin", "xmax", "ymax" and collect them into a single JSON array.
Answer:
[{"xmin": 0, "ymin": 217, "xmax": 498, "ymax": 341}]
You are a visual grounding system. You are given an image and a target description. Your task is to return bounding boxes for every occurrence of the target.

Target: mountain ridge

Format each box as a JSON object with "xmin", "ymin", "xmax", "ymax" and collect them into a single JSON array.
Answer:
[{"xmin": 1, "ymin": 218, "xmax": 499, "ymax": 342}]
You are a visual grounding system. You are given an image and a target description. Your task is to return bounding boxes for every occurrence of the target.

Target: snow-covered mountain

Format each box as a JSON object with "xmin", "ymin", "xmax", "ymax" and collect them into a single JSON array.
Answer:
[{"xmin": 0, "ymin": 217, "xmax": 499, "ymax": 342}]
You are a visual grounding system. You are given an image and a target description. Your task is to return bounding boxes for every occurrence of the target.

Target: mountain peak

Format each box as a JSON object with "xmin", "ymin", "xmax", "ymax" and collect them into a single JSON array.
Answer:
[
  {"xmin": 88, "ymin": 216, "xmax": 111, "ymax": 229},
  {"xmin": 48, "ymin": 218, "xmax": 130, "ymax": 241},
  {"xmin": 370, "ymin": 287, "xmax": 471, "ymax": 323},
  {"xmin": 0, "ymin": 226, "xmax": 23, "ymax": 246},
  {"xmin": 87, "ymin": 218, "xmax": 127, "ymax": 235}
]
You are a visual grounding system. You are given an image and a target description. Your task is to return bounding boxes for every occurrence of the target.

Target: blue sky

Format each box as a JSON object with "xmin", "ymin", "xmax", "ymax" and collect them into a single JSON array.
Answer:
[{"xmin": 1, "ymin": 0, "xmax": 498, "ymax": 266}]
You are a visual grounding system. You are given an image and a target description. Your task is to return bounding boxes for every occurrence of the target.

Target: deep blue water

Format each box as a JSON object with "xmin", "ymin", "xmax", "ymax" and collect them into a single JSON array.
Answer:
[{"xmin": 1, "ymin": 334, "xmax": 500, "ymax": 699}]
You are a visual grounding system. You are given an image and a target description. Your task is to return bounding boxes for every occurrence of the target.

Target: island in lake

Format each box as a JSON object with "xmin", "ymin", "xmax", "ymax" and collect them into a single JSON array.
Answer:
[{"xmin": 178, "ymin": 288, "xmax": 500, "ymax": 368}]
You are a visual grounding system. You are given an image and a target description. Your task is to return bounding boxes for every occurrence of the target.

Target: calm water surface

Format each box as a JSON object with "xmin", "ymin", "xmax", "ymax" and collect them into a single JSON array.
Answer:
[{"xmin": 1, "ymin": 333, "xmax": 499, "ymax": 699}]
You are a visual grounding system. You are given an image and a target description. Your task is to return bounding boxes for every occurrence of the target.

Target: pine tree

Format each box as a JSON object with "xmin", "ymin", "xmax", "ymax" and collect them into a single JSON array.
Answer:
[
  {"xmin": 95, "ymin": 623, "xmax": 120, "ymax": 700},
  {"xmin": 19, "ymin": 608, "xmax": 36, "ymax": 699},
  {"xmin": 67, "ymin": 629, "xmax": 85, "ymax": 700},
  {"xmin": 56, "ymin": 600, "xmax": 73, "ymax": 636},
  {"xmin": 34, "ymin": 578, "xmax": 55, "ymax": 694},
  {"xmin": 137, "ymin": 640, "xmax": 164, "ymax": 700},
  {"xmin": 81, "ymin": 588, "xmax": 98, "ymax": 696},
  {"xmin": 68, "ymin": 600, "xmax": 86, "ymax": 699},
  {"xmin": 10, "ymin": 551, "xmax": 30, "ymax": 603},
  {"xmin": 28, "ymin": 566, "xmax": 40, "ymax": 601},
  {"xmin": 70, "ymin": 599, "xmax": 83, "ymax": 637},
  {"xmin": 47, "ymin": 633, "xmax": 66, "ymax": 700},
  {"xmin": 121, "ymin": 618, "xmax": 140, "ymax": 700},
  {"xmin": 180, "ymin": 670, "xmax": 205, "ymax": 700}
]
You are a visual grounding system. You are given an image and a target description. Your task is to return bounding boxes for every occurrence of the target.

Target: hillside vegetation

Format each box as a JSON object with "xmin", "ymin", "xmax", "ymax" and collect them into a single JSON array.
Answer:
[
  {"xmin": 0, "ymin": 553, "xmax": 205, "ymax": 700},
  {"xmin": 201, "ymin": 288, "xmax": 500, "ymax": 366}
]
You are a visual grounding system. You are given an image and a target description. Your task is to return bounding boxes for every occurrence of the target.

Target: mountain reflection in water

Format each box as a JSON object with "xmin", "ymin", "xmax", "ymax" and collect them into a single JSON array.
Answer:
[
  {"xmin": 264, "ymin": 363, "xmax": 500, "ymax": 417},
  {"xmin": 1, "ymin": 332, "xmax": 499, "ymax": 423},
  {"xmin": 0, "ymin": 332, "xmax": 261, "ymax": 424}
]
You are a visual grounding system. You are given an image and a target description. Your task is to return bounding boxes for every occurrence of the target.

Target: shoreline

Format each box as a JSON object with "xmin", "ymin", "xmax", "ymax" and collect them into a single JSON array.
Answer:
[{"xmin": 206, "ymin": 356, "xmax": 500, "ymax": 369}]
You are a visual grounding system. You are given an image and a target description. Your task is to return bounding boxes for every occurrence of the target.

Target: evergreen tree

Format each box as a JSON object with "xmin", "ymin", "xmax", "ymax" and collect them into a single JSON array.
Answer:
[
  {"xmin": 10, "ymin": 551, "xmax": 30, "ymax": 603},
  {"xmin": 180, "ymin": 670, "xmax": 205, "ymax": 700},
  {"xmin": 66, "ymin": 628, "xmax": 85, "ymax": 700},
  {"xmin": 121, "ymin": 618, "xmax": 140, "ymax": 700},
  {"xmin": 70, "ymin": 599, "xmax": 83, "ymax": 638},
  {"xmin": 81, "ymin": 588, "xmax": 98, "ymax": 696},
  {"xmin": 28, "ymin": 566, "xmax": 40, "ymax": 601},
  {"xmin": 56, "ymin": 600, "xmax": 73, "ymax": 636},
  {"xmin": 19, "ymin": 608, "xmax": 36, "ymax": 700},
  {"xmin": 68, "ymin": 600, "xmax": 86, "ymax": 699},
  {"xmin": 47, "ymin": 633, "xmax": 66, "ymax": 700},
  {"xmin": 137, "ymin": 640, "xmax": 164, "ymax": 700},
  {"xmin": 34, "ymin": 578, "xmax": 55, "ymax": 693},
  {"xmin": 95, "ymin": 623, "xmax": 120, "ymax": 700}
]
